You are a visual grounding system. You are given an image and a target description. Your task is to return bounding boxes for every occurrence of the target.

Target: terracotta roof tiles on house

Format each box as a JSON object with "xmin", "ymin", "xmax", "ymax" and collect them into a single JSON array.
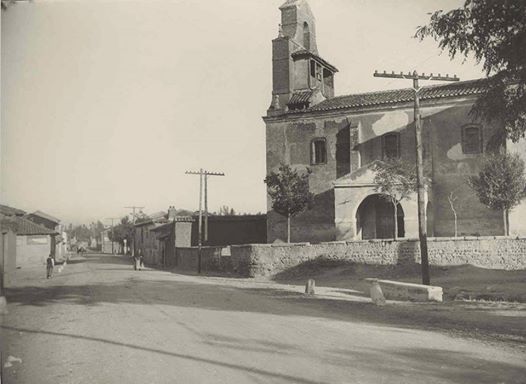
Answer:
[
  {"xmin": 0, "ymin": 204, "xmax": 26, "ymax": 217},
  {"xmin": 308, "ymin": 78, "xmax": 487, "ymax": 113},
  {"xmin": 1, "ymin": 214, "xmax": 58, "ymax": 235},
  {"xmin": 30, "ymin": 210, "xmax": 61, "ymax": 224}
]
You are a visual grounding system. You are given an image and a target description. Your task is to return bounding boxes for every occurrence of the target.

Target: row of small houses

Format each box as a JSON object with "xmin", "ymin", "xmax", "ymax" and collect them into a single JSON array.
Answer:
[
  {"xmin": 0, "ymin": 204, "xmax": 67, "ymax": 286},
  {"xmin": 129, "ymin": 206, "xmax": 267, "ymax": 267}
]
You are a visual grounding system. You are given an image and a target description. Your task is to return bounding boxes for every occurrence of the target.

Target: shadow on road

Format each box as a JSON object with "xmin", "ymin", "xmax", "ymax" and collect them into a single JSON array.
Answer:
[
  {"xmin": 0, "ymin": 325, "xmax": 325, "ymax": 384},
  {"xmin": 1, "ymin": 323, "xmax": 524, "ymax": 384},
  {"xmin": 5, "ymin": 273, "xmax": 526, "ymax": 347}
]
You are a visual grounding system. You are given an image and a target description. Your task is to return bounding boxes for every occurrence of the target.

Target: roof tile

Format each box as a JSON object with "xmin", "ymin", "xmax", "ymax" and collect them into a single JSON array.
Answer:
[{"xmin": 308, "ymin": 78, "xmax": 487, "ymax": 113}]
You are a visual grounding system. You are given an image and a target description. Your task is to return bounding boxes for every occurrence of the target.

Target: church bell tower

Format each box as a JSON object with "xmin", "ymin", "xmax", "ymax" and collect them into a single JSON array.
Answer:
[{"xmin": 268, "ymin": 0, "xmax": 338, "ymax": 115}]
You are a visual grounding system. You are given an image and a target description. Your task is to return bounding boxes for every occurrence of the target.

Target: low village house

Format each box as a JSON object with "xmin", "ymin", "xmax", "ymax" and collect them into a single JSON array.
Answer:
[
  {"xmin": 131, "ymin": 207, "xmax": 267, "ymax": 268},
  {"xmin": 264, "ymin": 0, "xmax": 526, "ymax": 243},
  {"xmin": 0, "ymin": 205, "xmax": 63, "ymax": 272}
]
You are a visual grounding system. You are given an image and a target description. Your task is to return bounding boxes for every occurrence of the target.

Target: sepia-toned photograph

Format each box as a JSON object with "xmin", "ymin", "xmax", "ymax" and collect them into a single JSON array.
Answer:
[{"xmin": 1, "ymin": 0, "xmax": 525, "ymax": 382}]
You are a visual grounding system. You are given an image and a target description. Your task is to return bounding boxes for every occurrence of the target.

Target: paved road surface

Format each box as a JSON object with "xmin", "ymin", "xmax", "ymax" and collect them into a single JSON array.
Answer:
[{"xmin": 1, "ymin": 253, "xmax": 525, "ymax": 384}]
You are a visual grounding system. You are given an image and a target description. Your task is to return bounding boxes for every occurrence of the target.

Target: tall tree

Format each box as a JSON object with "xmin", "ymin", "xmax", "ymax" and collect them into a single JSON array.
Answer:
[
  {"xmin": 373, "ymin": 159, "xmax": 418, "ymax": 239},
  {"xmin": 264, "ymin": 164, "xmax": 314, "ymax": 243},
  {"xmin": 109, "ymin": 216, "xmax": 134, "ymax": 246},
  {"xmin": 416, "ymin": 0, "xmax": 526, "ymax": 141},
  {"xmin": 468, "ymin": 152, "xmax": 526, "ymax": 235}
]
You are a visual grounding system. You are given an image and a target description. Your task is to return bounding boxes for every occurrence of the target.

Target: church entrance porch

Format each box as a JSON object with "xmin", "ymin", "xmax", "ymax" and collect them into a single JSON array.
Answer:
[{"xmin": 355, "ymin": 194, "xmax": 404, "ymax": 239}]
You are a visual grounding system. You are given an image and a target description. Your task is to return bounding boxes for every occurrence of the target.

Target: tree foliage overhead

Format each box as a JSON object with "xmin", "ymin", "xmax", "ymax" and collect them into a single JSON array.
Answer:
[
  {"xmin": 416, "ymin": 0, "xmax": 526, "ymax": 141},
  {"xmin": 468, "ymin": 152, "xmax": 526, "ymax": 211},
  {"xmin": 264, "ymin": 164, "xmax": 314, "ymax": 218},
  {"xmin": 468, "ymin": 152, "xmax": 526, "ymax": 235},
  {"xmin": 373, "ymin": 159, "xmax": 418, "ymax": 205},
  {"xmin": 373, "ymin": 159, "xmax": 418, "ymax": 239}
]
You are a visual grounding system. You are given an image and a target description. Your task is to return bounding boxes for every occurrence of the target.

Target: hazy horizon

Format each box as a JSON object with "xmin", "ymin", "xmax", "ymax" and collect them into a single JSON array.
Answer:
[{"xmin": 1, "ymin": 0, "xmax": 484, "ymax": 225}]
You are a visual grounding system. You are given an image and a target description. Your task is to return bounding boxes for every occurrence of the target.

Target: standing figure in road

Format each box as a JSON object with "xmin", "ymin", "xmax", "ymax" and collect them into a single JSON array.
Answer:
[
  {"xmin": 46, "ymin": 254, "xmax": 55, "ymax": 279},
  {"xmin": 133, "ymin": 249, "xmax": 142, "ymax": 270},
  {"xmin": 139, "ymin": 249, "xmax": 145, "ymax": 270}
]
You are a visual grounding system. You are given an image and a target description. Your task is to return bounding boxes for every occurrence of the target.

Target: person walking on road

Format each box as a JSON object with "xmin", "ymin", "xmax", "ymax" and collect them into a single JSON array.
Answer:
[
  {"xmin": 46, "ymin": 254, "xmax": 55, "ymax": 279},
  {"xmin": 133, "ymin": 249, "xmax": 142, "ymax": 271}
]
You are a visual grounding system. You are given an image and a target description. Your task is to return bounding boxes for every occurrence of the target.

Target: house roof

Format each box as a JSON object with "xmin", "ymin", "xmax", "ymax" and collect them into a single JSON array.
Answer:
[
  {"xmin": 307, "ymin": 78, "xmax": 487, "ymax": 113},
  {"xmin": 291, "ymin": 50, "xmax": 338, "ymax": 73},
  {"xmin": 288, "ymin": 90, "xmax": 314, "ymax": 108},
  {"xmin": 29, "ymin": 210, "xmax": 61, "ymax": 224},
  {"xmin": 0, "ymin": 204, "xmax": 26, "ymax": 217},
  {"xmin": 149, "ymin": 211, "xmax": 167, "ymax": 220},
  {"xmin": 1, "ymin": 214, "xmax": 58, "ymax": 235}
]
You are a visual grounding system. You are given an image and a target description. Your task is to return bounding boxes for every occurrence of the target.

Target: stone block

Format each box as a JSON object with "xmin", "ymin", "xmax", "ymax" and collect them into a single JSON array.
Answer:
[
  {"xmin": 305, "ymin": 279, "xmax": 315, "ymax": 295},
  {"xmin": 366, "ymin": 278, "xmax": 443, "ymax": 302}
]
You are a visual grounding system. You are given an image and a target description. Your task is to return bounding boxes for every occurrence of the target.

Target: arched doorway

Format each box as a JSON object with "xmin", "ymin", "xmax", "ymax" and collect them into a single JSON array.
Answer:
[{"xmin": 356, "ymin": 194, "xmax": 404, "ymax": 239}]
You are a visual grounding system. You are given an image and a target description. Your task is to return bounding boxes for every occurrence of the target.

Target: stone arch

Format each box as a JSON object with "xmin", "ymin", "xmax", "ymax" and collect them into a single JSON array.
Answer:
[{"xmin": 355, "ymin": 194, "xmax": 404, "ymax": 239}]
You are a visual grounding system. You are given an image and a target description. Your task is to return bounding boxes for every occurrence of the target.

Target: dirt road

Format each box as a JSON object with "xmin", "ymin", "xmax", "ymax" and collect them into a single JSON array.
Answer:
[{"xmin": 1, "ymin": 253, "xmax": 525, "ymax": 384}]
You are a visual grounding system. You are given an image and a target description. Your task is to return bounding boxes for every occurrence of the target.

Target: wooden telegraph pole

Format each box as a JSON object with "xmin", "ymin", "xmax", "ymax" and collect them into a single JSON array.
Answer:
[
  {"xmin": 373, "ymin": 70, "xmax": 459, "ymax": 285},
  {"xmin": 185, "ymin": 169, "xmax": 225, "ymax": 273},
  {"xmin": 106, "ymin": 217, "xmax": 120, "ymax": 254}
]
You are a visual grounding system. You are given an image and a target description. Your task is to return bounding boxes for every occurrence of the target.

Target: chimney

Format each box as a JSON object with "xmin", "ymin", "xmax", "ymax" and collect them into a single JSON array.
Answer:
[{"xmin": 168, "ymin": 206, "xmax": 177, "ymax": 220}]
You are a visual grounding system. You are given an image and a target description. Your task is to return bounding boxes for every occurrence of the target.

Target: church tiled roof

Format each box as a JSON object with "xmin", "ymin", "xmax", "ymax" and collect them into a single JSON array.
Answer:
[
  {"xmin": 291, "ymin": 50, "xmax": 338, "ymax": 73},
  {"xmin": 309, "ymin": 78, "xmax": 487, "ymax": 112},
  {"xmin": 288, "ymin": 90, "xmax": 314, "ymax": 108}
]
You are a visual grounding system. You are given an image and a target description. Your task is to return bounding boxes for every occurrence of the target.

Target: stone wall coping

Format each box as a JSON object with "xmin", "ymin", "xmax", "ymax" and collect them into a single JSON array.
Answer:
[
  {"xmin": 226, "ymin": 236, "xmax": 526, "ymax": 250},
  {"xmin": 176, "ymin": 246, "xmax": 225, "ymax": 250},
  {"xmin": 365, "ymin": 278, "xmax": 443, "ymax": 291}
]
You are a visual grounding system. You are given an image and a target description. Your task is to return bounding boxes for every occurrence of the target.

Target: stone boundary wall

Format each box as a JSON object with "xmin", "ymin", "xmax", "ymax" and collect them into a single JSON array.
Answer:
[
  {"xmin": 175, "ymin": 247, "xmax": 232, "ymax": 273},
  {"xmin": 230, "ymin": 237, "xmax": 526, "ymax": 277}
]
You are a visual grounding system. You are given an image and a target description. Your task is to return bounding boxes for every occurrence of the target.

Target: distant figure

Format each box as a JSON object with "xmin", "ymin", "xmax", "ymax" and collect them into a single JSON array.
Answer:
[
  {"xmin": 139, "ymin": 250, "xmax": 145, "ymax": 270},
  {"xmin": 133, "ymin": 249, "xmax": 142, "ymax": 271},
  {"xmin": 46, "ymin": 254, "xmax": 55, "ymax": 279}
]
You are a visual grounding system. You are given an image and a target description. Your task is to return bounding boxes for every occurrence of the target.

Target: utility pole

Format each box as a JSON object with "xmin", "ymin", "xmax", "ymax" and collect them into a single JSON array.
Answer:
[
  {"xmin": 373, "ymin": 70, "xmax": 459, "ymax": 285},
  {"xmin": 106, "ymin": 217, "xmax": 120, "ymax": 255},
  {"xmin": 185, "ymin": 169, "xmax": 225, "ymax": 273},
  {"xmin": 124, "ymin": 206, "xmax": 144, "ymax": 257}
]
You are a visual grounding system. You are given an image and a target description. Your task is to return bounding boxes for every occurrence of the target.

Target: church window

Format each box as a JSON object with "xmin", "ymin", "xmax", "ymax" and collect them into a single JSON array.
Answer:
[
  {"xmin": 311, "ymin": 138, "xmax": 327, "ymax": 165},
  {"xmin": 382, "ymin": 133, "xmax": 400, "ymax": 159},
  {"xmin": 462, "ymin": 125, "xmax": 482, "ymax": 154},
  {"xmin": 303, "ymin": 22, "xmax": 310, "ymax": 50}
]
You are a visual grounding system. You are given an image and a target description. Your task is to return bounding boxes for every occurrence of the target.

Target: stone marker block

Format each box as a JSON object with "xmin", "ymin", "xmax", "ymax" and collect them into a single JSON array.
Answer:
[
  {"xmin": 369, "ymin": 280, "xmax": 386, "ymax": 306},
  {"xmin": 305, "ymin": 279, "xmax": 315, "ymax": 295},
  {"xmin": 366, "ymin": 278, "xmax": 443, "ymax": 302}
]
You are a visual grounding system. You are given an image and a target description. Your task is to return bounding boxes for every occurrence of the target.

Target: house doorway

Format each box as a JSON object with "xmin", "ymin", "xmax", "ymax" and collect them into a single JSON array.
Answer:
[{"xmin": 356, "ymin": 194, "xmax": 404, "ymax": 239}]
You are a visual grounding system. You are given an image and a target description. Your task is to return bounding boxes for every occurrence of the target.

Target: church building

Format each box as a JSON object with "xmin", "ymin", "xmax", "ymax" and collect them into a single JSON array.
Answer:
[{"xmin": 264, "ymin": 0, "xmax": 526, "ymax": 243}]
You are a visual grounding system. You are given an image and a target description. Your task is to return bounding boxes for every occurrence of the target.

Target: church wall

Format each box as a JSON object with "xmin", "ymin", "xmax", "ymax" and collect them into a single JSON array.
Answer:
[
  {"xmin": 346, "ymin": 103, "xmax": 504, "ymax": 238},
  {"xmin": 266, "ymin": 100, "xmax": 507, "ymax": 243},
  {"xmin": 507, "ymin": 138, "xmax": 526, "ymax": 236},
  {"xmin": 266, "ymin": 117, "xmax": 350, "ymax": 243}
]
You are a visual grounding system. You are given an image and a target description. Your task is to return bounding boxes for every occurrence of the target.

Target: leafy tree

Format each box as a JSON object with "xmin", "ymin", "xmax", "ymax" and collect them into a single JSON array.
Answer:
[
  {"xmin": 218, "ymin": 206, "xmax": 236, "ymax": 216},
  {"xmin": 109, "ymin": 216, "xmax": 134, "ymax": 247},
  {"xmin": 264, "ymin": 164, "xmax": 314, "ymax": 243},
  {"xmin": 468, "ymin": 152, "xmax": 526, "ymax": 235},
  {"xmin": 373, "ymin": 159, "xmax": 418, "ymax": 239},
  {"xmin": 416, "ymin": 0, "xmax": 526, "ymax": 142}
]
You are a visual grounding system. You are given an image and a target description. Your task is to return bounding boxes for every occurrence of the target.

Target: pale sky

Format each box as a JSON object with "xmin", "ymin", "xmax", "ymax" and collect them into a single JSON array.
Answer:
[{"xmin": 1, "ymin": 0, "xmax": 483, "ymax": 224}]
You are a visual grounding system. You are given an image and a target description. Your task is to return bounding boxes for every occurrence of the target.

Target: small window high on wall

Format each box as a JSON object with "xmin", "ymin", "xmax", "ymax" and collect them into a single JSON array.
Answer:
[
  {"xmin": 462, "ymin": 125, "xmax": 482, "ymax": 154},
  {"xmin": 311, "ymin": 138, "xmax": 327, "ymax": 165},
  {"xmin": 303, "ymin": 22, "xmax": 310, "ymax": 50},
  {"xmin": 382, "ymin": 133, "xmax": 400, "ymax": 159}
]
